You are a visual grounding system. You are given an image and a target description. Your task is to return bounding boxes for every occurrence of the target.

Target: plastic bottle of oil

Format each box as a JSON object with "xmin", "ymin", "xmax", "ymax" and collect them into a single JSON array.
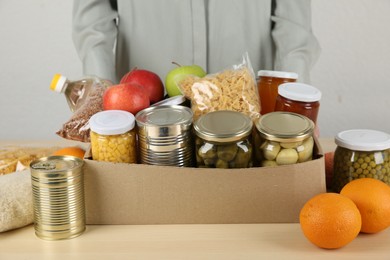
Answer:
[{"xmin": 49, "ymin": 74, "xmax": 109, "ymax": 112}]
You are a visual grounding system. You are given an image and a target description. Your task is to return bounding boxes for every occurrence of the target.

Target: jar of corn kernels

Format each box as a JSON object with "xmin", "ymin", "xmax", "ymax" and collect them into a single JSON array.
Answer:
[{"xmin": 89, "ymin": 110, "xmax": 137, "ymax": 163}]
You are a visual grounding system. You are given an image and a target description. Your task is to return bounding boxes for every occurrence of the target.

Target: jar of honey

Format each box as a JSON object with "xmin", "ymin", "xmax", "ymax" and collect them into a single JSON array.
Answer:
[
  {"xmin": 274, "ymin": 82, "xmax": 321, "ymax": 125},
  {"xmin": 89, "ymin": 110, "xmax": 137, "ymax": 163},
  {"xmin": 257, "ymin": 70, "xmax": 298, "ymax": 115},
  {"xmin": 332, "ymin": 129, "xmax": 390, "ymax": 192}
]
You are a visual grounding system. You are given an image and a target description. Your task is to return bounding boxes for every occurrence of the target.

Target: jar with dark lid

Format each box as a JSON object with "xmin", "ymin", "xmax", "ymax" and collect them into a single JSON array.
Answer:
[
  {"xmin": 193, "ymin": 110, "xmax": 253, "ymax": 168},
  {"xmin": 89, "ymin": 110, "xmax": 137, "ymax": 163},
  {"xmin": 254, "ymin": 112, "xmax": 315, "ymax": 167},
  {"xmin": 332, "ymin": 129, "xmax": 390, "ymax": 192},
  {"xmin": 274, "ymin": 82, "xmax": 321, "ymax": 125},
  {"xmin": 257, "ymin": 70, "xmax": 298, "ymax": 115}
]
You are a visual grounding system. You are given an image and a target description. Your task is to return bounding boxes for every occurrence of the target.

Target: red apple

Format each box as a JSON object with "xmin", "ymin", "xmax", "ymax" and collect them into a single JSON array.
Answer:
[
  {"xmin": 120, "ymin": 68, "xmax": 164, "ymax": 104},
  {"xmin": 103, "ymin": 83, "xmax": 150, "ymax": 115}
]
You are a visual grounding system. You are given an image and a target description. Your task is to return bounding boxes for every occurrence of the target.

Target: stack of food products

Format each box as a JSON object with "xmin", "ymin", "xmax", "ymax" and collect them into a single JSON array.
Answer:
[{"xmin": 51, "ymin": 53, "xmax": 324, "ymax": 170}]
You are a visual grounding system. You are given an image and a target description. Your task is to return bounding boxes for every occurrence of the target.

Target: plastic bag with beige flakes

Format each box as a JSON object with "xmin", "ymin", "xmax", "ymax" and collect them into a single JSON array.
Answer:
[{"xmin": 178, "ymin": 52, "xmax": 261, "ymax": 121}]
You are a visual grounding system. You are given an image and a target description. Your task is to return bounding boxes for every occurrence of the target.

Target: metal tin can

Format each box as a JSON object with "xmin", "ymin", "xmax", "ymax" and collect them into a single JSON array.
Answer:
[
  {"xmin": 193, "ymin": 110, "xmax": 253, "ymax": 168},
  {"xmin": 30, "ymin": 155, "xmax": 85, "ymax": 240},
  {"xmin": 135, "ymin": 105, "xmax": 194, "ymax": 167},
  {"xmin": 332, "ymin": 129, "xmax": 390, "ymax": 192},
  {"xmin": 254, "ymin": 112, "xmax": 315, "ymax": 167}
]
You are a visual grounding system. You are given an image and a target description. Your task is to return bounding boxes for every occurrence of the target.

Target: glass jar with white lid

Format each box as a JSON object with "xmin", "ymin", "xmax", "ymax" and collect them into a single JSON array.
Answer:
[
  {"xmin": 89, "ymin": 110, "xmax": 137, "ymax": 163},
  {"xmin": 332, "ymin": 129, "xmax": 390, "ymax": 192}
]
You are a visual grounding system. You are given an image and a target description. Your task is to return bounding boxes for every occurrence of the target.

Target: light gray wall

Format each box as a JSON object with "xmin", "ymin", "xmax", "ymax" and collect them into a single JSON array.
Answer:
[
  {"xmin": 0, "ymin": 0, "xmax": 389, "ymax": 140},
  {"xmin": 311, "ymin": 0, "xmax": 390, "ymax": 137}
]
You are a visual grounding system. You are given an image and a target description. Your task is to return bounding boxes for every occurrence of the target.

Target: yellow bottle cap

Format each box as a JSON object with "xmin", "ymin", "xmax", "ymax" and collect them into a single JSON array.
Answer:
[{"xmin": 50, "ymin": 74, "xmax": 67, "ymax": 92}]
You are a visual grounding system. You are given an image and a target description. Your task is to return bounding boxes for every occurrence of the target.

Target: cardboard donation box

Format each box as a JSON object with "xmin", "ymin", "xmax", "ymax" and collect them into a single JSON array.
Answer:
[{"xmin": 83, "ymin": 139, "xmax": 326, "ymax": 224}]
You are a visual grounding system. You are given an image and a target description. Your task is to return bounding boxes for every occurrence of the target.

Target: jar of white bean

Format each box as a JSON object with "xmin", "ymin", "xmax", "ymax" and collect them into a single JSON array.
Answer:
[
  {"xmin": 254, "ymin": 112, "xmax": 315, "ymax": 167},
  {"xmin": 89, "ymin": 110, "xmax": 137, "ymax": 163}
]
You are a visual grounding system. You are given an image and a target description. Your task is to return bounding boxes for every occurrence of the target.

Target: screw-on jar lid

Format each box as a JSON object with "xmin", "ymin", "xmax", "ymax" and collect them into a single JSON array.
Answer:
[
  {"xmin": 257, "ymin": 70, "xmax": 298, "ymax": 79},
  {"xmin": 255, "ymin": 112, "xmax": 314, "ymax": 142},
  {"xmin": 335, "ymin": 129, "xmax": 390, "ymax": 151},
  {"xmin": 278, "ymin": 82, "xmax": 322, "ymax": 102},
  {"xmin": 89, "ymin": 110, "xmax": 135, "ymax": 135},
  {"xmin": 50, "ymin": 74, "xmax": 67, "ymax": 92},
  {"xmin": 193, "ymin": 110, "xmax": 253, "ymax": 143}
]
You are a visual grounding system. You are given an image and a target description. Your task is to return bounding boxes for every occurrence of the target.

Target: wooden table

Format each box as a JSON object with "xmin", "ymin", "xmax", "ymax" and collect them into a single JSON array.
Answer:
[
  {"xmin": 1, "ymin": 223, "xmax": 389, "ymax": 259},
  {"xmin": 1, "ymin": 138, "xmax": 390, "ymax": 259}
]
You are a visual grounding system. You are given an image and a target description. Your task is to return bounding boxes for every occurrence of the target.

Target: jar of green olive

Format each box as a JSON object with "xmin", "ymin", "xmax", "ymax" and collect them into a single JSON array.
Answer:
[
  {"xmin": 332, "ymin": 129, "xmax": 390, "ymax": 192},
  {"xmin": 193, "ymin": 110, "xmax": 253, "ymax": 168},
  {"xmin": 254, "ymin": 112, "xmax": 315, "ymax": 167}
]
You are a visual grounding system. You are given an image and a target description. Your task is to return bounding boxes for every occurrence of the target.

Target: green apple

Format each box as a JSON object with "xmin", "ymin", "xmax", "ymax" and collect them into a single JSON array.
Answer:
[{"xmin": 165, "ymin": 63, "xmax": 206, "ymax": 97}]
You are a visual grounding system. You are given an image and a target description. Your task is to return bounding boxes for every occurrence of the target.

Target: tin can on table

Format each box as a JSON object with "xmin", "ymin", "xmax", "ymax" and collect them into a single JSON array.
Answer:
[
  {"xmin": 135, "ymin": 105, "xmax": 194, "ymax": 167},
  {"xmin": 30, "ymin": 155, "xmax": 85, "ymax": 240}
]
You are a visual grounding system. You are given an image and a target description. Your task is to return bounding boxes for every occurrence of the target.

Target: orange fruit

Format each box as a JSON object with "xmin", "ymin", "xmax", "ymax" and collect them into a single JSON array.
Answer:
[
  {"xmin": 299, "ymin": 193, "xmax": 361, "ymax": 249},
  {"xmin": 53, "ymin": 146, "xmax": 86, "ymax": 159},
  {"xmin": 340, "ymin": 178, "xmax": 390, "ymax": 234}
]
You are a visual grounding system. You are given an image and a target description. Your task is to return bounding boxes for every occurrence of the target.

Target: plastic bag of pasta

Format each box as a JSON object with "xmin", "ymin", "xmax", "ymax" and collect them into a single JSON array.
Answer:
[{"xmin": 178, "ymin": 52, "xmax": 261, "ymax": 121}]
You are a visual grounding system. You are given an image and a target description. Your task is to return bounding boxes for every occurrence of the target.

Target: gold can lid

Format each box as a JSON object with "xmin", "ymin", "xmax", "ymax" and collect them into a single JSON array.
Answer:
[
  {"xmin": 30, "ymin": 155, "xmax": 84, "ymax": 178},
  {"xmin": 194, "ymin": 110, "xmax": 253, "ymax": 143},
  {"xmin": 255, "ymin": 112, "xmax": 314, "ymax": 142}
]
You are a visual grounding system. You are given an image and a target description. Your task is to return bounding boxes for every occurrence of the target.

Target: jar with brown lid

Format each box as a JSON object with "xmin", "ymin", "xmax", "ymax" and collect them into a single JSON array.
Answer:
[
  {"xmin": 89, "ymin": 110, "xmax": 137, "ymax": 163},
  {"xmin": 254, "ymin": 112, "xmax": 315, "ymax": 167},
  {"xmin": 257, "ymin": 70, "xmax": 298, "ymax": 115},
  {"xmin": 193, "ymin": 110, "xmax": 253, "ymax": 168},
  {"xmin": 332, "ymin": 129, "xmax": 390, "ymax": 192}
]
